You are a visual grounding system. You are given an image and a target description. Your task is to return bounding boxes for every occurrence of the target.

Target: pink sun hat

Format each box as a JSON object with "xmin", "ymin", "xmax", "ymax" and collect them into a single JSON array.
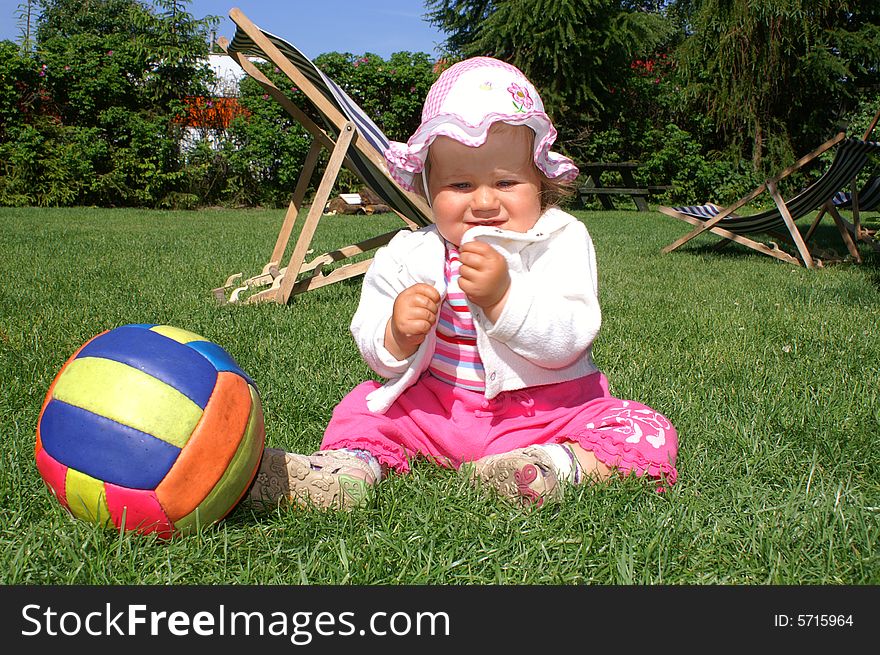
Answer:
[{"xmin": 384, "ymin": 56, "xmax": 579, "ymax": 193}]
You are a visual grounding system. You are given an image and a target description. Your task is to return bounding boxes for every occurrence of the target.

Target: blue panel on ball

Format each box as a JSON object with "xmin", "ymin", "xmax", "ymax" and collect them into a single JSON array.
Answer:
[
  {"xmin": 39, "ymin": 399, "xmax": 181, "ymax": 489},
  {"xmin": 78, "ymin": 325, "xmax": 217, "ymax": 409},
  {"xmin": 186, "ymin": 340, "xmax": 255, "ymax": 387}
]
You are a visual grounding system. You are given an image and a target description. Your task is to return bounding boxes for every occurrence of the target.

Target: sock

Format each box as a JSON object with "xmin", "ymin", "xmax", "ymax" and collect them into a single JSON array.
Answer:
[
  {"xmin": 538, "ymin": 443, "xmax": 583, "ymax": 484},
  {"xmin": 340, "ymin": 448, "xmax": 384, "ymax": 481}
]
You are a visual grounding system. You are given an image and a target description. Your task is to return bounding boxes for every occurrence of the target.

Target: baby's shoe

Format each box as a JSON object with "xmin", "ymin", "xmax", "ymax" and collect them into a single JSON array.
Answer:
[
  {"xmin": 467, "ymin": 445, "xmax": 565, "ymax": 508},
  {"xmin": 244, "ymin": 448, "xmax": 378, "ymax": 511}
]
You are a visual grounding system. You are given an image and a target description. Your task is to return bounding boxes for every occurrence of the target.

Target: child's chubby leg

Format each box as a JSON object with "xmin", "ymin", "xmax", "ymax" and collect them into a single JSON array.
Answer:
[
  {"xmin": 566, "ymin": 442, "xmax": 613, "ymax": 482},
  {"xmin": 243, "ymin": 447, "xmax": 383, "ymax": 511}
]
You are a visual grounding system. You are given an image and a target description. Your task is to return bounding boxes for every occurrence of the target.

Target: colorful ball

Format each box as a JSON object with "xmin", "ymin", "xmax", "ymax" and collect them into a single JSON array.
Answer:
[{"xmin": 35, "ymin": 324, "xmax": 265, "ymax": 538}]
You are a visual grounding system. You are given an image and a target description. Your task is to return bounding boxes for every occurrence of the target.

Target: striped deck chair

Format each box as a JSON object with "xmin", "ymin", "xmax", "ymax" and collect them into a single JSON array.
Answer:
[
  {"xmin": 832, "ymin": 176, "xmax": 880, "ymax": 212},
  {"xmin": 826, "ymin": 106, "xmax": 880, "ymax": 249},
  {"xmin": 831, "ymin": 176, "xmax": 880, "ymax": 250},
  {"xmin": 212, "ymin": 8, "xmax": 433, "ymax": 305},
  {"xmin": 659, "ymin": 134, "xmax": 880, "ymax": 267}
]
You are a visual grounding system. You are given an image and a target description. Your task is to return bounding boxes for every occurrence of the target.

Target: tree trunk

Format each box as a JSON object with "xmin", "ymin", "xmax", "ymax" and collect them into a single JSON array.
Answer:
[{"xmin": 752, "ymin": 118, "xmax": 763, "ymax": 172}]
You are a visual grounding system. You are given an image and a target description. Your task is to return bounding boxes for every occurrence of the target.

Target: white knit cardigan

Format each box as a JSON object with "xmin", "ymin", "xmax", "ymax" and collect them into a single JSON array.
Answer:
[{"xmin": 350, "ymin": 207, "xmax": 602, "ymax": 414}]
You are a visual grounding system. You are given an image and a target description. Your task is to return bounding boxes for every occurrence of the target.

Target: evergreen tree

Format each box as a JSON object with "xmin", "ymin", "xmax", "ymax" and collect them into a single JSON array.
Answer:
[
  {"xmin": 424, "ymin": 0, "xmax": 676, "ymax": 153},
  {"xmin": 672, "ymin": 0, "xmax": 880, "ymax": 173}
]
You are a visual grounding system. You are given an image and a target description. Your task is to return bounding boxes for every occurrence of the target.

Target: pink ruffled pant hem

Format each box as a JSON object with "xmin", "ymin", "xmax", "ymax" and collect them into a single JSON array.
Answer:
[{"xmin": 321, "ymin": 372, "xmax": 677, "ymax": 486}]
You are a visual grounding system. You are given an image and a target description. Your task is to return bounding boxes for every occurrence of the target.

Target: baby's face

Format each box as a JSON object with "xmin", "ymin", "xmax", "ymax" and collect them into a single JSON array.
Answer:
[{"xmin": 426, "ymin": 123, "xmax": 542, "ymax": 246}]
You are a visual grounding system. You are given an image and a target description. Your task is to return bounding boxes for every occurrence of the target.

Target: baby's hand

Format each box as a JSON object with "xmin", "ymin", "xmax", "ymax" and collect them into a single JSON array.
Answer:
[
  {"xmin": 458, "ymin": 241, "xmax": 510, "ymax": 321},
  {"xmin": 385, "ymin": 283, "xmax": 441, "ymax": 360}
]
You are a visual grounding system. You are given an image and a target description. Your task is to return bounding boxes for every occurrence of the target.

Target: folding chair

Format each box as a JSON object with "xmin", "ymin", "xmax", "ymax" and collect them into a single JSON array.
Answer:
[
  {"xmin": 832, "ymin": 176, "xmax": 880, "ymax": 212},
  {"xmin": 827, "ymin": 105, "xmax": 880, "ymax": 249},
  {"xmin": 212, "ymin": 8, "xmax": 433, "ymax": 305},
  {"xmin": 659, "ymin": 134, "xmax": 880, "ymax": 267}
]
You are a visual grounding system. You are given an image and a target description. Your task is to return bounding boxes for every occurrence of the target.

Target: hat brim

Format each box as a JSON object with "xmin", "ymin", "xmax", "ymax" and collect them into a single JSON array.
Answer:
[{"xmin": 385, "ymin": 113, "xmax": 579, "ymax": 193}]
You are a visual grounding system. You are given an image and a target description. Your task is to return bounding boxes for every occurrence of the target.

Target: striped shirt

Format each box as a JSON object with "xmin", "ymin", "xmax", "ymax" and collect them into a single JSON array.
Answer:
[{"xmin": 427, "ymin": 242, "xmax": 486, "ymax": 391}]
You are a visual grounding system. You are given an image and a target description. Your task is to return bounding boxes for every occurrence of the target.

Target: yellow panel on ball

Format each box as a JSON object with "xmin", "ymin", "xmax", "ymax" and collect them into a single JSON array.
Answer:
[
  {"xmin": 65, "ymin": 468, "xmax": 112, "ymax": 527},
  {"xmin": 150, "ymin": 325, "xmax": 209, "ymax": 344},
  {"xmin": 52, "ymin": 357, "xmax": 203, "ymax": 448}
]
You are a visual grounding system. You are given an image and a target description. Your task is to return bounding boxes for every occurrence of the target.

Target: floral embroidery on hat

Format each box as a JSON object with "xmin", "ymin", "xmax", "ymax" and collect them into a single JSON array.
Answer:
[{"xmin": 508, "ymin": 83, "xmax": 533, "ymax": 113}]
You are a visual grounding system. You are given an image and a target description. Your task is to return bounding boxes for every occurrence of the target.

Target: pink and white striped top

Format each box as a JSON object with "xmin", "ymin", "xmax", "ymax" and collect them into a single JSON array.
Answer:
[{"xmin": 427, "ymin": 242, "xmax": 485, "ymax": 391}]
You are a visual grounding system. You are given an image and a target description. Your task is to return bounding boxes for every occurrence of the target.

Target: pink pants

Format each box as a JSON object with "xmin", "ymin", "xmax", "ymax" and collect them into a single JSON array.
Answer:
[{"xmin": 322, "ymin": 372, "xmax": 678, "ymax": 486}]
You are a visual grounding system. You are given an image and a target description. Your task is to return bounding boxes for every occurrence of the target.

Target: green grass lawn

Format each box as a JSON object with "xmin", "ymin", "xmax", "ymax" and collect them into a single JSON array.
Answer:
[{"xmin": 1, "ymin": 205, "xmax": 877, "ymax": 584}]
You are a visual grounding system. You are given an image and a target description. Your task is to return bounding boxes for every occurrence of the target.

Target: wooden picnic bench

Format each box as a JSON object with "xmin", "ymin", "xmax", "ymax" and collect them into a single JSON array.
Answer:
[{"xmin": 578, "ymin": 161, "xmax": 670, "ymax": 211}]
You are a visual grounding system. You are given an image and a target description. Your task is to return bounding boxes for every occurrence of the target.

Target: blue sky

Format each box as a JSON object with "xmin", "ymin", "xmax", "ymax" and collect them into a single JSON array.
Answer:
[{"xmin": 0, "ymin": 1, "xmax": 448, "ymax": 59}]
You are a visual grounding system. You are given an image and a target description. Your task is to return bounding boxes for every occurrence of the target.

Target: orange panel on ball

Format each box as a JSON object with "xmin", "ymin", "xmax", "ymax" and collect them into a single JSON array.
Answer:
[{"xmin": 155, "ymin": 371, "xmax": 252, "ymax": 521}]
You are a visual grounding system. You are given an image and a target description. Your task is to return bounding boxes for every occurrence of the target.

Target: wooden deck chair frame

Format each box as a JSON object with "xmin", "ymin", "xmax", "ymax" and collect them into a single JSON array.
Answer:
[
  {"xmin": 817, "ymin": 104, "xmax": 880, "ymax": 250},
  {"xmin": 212, "ymin": 8, "xmax": 432, "ymax": 305},
  {"xmin": 659, "ymin": 133, "xmax": 877, "ymax": 268}
]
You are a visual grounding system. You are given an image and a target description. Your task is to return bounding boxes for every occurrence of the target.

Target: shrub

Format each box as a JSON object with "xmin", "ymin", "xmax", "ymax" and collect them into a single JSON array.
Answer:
[
  {"xmin": 314, "ymin": 51, "xmax": 435, "ymax": 142},
  {"xmin": 0, "ymin": 1, "xmax": 215, "ymax": 208},
  {"xmin": 637, "ymin": 123, "xmax": 761, "ymax": 205}
]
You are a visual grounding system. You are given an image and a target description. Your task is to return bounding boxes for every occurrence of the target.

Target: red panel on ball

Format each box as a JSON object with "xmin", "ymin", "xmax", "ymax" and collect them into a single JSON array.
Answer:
[
  {"xmin": 105, "ymin": 482, "xmax": 175, "ymax": 539},
  {"xmin": 34, "ymin": 441, "xmax": 70, "ymax": 510}
]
